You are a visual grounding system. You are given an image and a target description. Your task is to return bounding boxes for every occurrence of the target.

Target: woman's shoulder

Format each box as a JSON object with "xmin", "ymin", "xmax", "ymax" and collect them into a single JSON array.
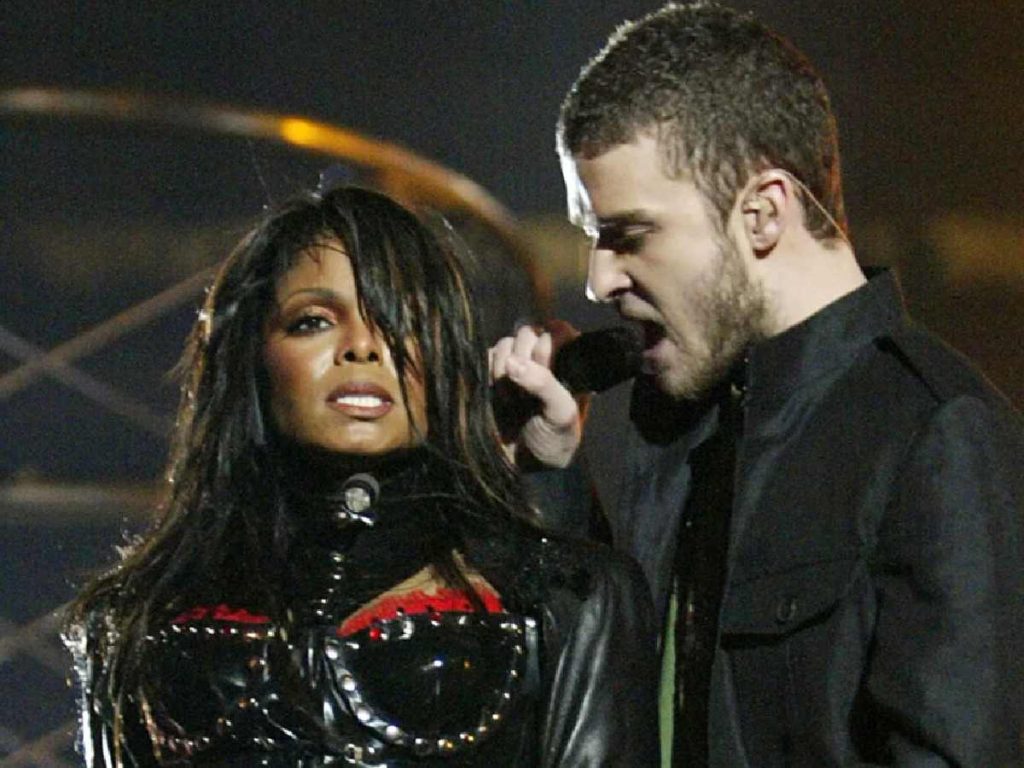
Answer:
[{"xmin": 465, "ymin": 520, "xmax": 649, "ymax": 610}]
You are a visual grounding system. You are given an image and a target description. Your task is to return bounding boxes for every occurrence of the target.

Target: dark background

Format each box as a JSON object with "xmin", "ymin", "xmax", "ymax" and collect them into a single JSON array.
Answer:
[
  {"xmin": 0, "ymin": 2, "xmax": 1021, "ymax": 765},
  {"xmin": 5, "ymin": 2, "xmax": 1024, "ymax": 219},
  {"xmin": 1, "ymin": 1, "xmax": 1021, "ymax": 483}
]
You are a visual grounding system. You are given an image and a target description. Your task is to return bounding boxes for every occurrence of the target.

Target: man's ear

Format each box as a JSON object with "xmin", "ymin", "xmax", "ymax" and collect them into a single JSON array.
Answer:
[{"xmin": 740, "ymin": 170, "xmax": 792, "ymax": 256}]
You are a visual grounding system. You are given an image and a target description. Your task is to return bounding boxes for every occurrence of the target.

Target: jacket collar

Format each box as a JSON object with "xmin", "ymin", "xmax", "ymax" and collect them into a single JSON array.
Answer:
[{"xmin": 744, "ymin": 268, "xmax": 905, "ymax": 407}]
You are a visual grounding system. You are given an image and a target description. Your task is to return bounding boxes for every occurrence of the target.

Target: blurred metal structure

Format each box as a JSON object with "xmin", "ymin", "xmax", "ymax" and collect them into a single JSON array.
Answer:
[{"xmin": 0, "ymin": 88, "xmax": 548, "ymax": 767}]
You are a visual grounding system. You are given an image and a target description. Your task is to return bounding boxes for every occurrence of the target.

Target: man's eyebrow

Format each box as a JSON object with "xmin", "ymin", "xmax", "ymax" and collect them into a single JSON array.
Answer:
[
  {"xmin": 575, "ymin": 210, "xmax": 655, "ymax": 233},
  {"xmin": 596, "ymin": 210, "xmax": 655, "ymax": 225}
]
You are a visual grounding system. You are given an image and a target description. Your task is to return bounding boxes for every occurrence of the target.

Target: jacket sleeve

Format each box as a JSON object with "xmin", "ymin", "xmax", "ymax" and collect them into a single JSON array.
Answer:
[
  {"xmin": 865, "ymin": 395, "xmax": 1024, "ymax": 766},
  {"xmin": 523, "ymin": 458, "xmax": 611, "ymax": 543},
  {"xmin": 538, "ymin": 551, "xmax": 660, "ymax": 767}
]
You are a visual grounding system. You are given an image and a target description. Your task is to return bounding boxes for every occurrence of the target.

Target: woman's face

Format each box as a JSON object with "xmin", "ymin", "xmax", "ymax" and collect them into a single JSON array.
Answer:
[{"xmin": 262, "ymin": 242, "xmax": 427, "ymax": 456}]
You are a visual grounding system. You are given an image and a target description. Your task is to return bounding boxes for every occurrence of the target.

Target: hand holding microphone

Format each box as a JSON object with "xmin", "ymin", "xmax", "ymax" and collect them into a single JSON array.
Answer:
[{"xmin": 489, "ymin": 321, "xmax": 641, "ymax": 468}]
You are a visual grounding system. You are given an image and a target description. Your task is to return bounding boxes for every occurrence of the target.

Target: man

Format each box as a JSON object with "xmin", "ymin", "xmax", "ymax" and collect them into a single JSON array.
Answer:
[{"xmin": 491, "ymin": 3, "xmax": 1024, "ymax": 766}]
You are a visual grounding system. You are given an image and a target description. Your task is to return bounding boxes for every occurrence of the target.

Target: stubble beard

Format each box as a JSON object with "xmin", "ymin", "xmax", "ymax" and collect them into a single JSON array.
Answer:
[{"xmin": 657, "ymin": 237, "xmax": 768, "ymax": 401}]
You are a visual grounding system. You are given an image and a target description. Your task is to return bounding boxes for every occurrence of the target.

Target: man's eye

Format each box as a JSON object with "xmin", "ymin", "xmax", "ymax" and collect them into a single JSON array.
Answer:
[
  {"xmin": 287, "ymin": 314, "xmax": 333, "ymax": 334},
  {"xmin": 598, "ymin": 227, "xmax": 649, "ymax": 254}
]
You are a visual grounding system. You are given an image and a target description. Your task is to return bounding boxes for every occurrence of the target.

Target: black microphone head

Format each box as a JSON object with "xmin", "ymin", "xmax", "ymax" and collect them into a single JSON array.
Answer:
[{"xmin": 552, "ymin": 325, "xmax": 643, "ymax": 394}]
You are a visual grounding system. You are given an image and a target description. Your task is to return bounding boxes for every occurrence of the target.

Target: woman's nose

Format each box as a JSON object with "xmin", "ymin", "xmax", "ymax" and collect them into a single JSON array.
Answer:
[{"xmin": 337, "ymin": 321, "xmax": 382, "ymax": 364}]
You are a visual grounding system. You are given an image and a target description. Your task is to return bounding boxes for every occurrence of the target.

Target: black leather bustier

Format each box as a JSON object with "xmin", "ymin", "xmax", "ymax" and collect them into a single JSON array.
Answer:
[
  {"xmin": 69, "ymin": 451, "xmax": 660, "ymax": 767},
  {"xmin": 138, "ymin": 607, "xmax": 539, "ymax": 766}
]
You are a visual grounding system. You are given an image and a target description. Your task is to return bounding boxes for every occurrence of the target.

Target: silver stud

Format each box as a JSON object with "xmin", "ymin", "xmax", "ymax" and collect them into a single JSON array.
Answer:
[
  {"xmin": 341, "ymin": 674, "xmax": 356, "ymax": 692},
  {"xmin": 356, "ymin": 705, "xmax": 371, "ymax": 722},
  {"xmin": 344, "ymin": 484, "xmax": 373, "ymax": 514},
  {"xmin": 325, "ymin": 645, "xmax": 340, "ymax": 661},
  {"xmin": 385, "ymin": 724, "xmax": 400, "ymax": 740}
]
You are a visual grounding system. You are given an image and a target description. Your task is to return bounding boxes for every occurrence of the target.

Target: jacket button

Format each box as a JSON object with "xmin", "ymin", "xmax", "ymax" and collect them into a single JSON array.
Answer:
[{"xmin": 775, "ymin": 596, "xmax": 798, "ymax": 624}]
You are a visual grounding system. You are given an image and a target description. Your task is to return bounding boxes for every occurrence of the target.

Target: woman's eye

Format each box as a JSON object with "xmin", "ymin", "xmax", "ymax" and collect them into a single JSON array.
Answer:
[{"xmin": 287, "ymin": 314, "xmax": 333, "ymax": 334}]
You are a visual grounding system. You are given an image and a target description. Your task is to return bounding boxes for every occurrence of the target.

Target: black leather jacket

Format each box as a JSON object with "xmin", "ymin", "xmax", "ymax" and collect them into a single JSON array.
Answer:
[
  {"xmin": 601, "ymin": 271, "xmax": 1024, "ymax": 765},
  {"xmin": 69, "ymin": 458, "xmax": 658, "ymax": 767}
]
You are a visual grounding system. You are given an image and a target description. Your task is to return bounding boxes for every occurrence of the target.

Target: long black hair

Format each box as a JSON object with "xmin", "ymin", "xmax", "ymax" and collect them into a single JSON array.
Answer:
[{"xmin": 64, "ymin": 185, "xmax": 535, "ymax": 761}]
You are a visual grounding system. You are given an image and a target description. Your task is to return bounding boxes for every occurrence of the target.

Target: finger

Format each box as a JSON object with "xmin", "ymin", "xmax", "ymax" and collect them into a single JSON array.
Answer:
[
  {"xmin": 505, "ymin": 355, "xmax": 573, "ymax": 423},
  {"xmin": 489, "ymin": 336, "xmax": 515, "ymax": 381},
  {"xmin": 532, "ymin": 331, "xmax": 553, "ymax": 368},
  {"xmin": 512, "ymin": 362, "xmax": 581, "ymax": 445},
  {"xmin": 511, "ymin": 324, "xmax": 542, "ymax": 361}
]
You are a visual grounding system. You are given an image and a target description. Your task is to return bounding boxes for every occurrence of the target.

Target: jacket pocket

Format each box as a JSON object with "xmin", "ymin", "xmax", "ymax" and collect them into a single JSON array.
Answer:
[
  {"xmin": 719, "ymin": 556, "xmax": 865, "ymax": 637},
  {"xmin": 716, "ymin": 556, "xmax": 872, "ymax": 764}
]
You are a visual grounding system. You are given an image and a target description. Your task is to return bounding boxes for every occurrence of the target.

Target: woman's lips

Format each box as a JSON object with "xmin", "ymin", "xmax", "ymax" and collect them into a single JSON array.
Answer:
[{"xmin": 327, "ymin": 382, "xmax": 394, "ymax": 418}]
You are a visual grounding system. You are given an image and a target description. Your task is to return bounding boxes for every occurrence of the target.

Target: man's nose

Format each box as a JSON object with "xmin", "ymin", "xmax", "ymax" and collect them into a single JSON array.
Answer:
[{"xmin": 586, "ymin": 248, "xmax": 629, "ymax": 303}]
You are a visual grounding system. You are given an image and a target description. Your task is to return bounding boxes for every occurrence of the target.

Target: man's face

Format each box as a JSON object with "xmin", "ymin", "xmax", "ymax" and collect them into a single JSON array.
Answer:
[{"xmin": 565, "ymin": 134, "xmax": 767, "ymax": 400}]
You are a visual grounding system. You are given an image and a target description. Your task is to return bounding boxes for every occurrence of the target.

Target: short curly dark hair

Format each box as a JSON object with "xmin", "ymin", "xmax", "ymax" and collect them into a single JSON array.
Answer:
[{"xmin": 557, "ymin": 1, "xmax": 846, "ymax": 241}]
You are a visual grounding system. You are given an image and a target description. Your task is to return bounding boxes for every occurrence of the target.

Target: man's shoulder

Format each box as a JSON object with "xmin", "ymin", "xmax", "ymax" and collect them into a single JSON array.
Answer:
[{"xmin": 866, "ymin": 321, "xmax": 1016, "ymax": 414}]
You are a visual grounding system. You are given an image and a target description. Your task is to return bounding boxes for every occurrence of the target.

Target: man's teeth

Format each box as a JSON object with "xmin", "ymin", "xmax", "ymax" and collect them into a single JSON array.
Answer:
[{"xmin": 334, "ymin": 395, "xmax": 385, "ymax": 408}]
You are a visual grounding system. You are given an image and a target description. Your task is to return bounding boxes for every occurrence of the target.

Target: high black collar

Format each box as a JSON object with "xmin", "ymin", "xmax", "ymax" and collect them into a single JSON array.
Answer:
[
  {"xmin": 628, "ymin": 269, "xmax": 906, "ymax": 445},
  {"xmin": 745, "ymin": 268, "xmax": 905, "ymax": 407},
  {"xmin": 282, "ymin": 448, "xmax": 463, "ymax": 612},
  {"xmin": 281, "ymin": 447, "xmax": 462, "ymax": 537}
]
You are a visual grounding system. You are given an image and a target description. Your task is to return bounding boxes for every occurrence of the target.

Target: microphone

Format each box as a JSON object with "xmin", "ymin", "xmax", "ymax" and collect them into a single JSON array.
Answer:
[
  {"xmin": 552, "ymin": 325, "xmax": 643, "ymax": 394},
  {"xmin": 492, "ymin": 325, "xmax": 642, "ymax": 440}
]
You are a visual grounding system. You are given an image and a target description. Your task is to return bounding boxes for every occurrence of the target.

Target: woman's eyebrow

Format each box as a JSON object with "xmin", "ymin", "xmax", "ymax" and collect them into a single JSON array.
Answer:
[{"xmin": 278, "ymin": 287, "xmax": 345, "ymax": 304}]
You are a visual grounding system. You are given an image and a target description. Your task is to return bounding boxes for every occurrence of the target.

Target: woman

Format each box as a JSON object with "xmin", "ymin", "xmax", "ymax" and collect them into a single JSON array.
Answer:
[{"xmin": 64, "ymin": 185, "xmax": 657, "ymax": 766}]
